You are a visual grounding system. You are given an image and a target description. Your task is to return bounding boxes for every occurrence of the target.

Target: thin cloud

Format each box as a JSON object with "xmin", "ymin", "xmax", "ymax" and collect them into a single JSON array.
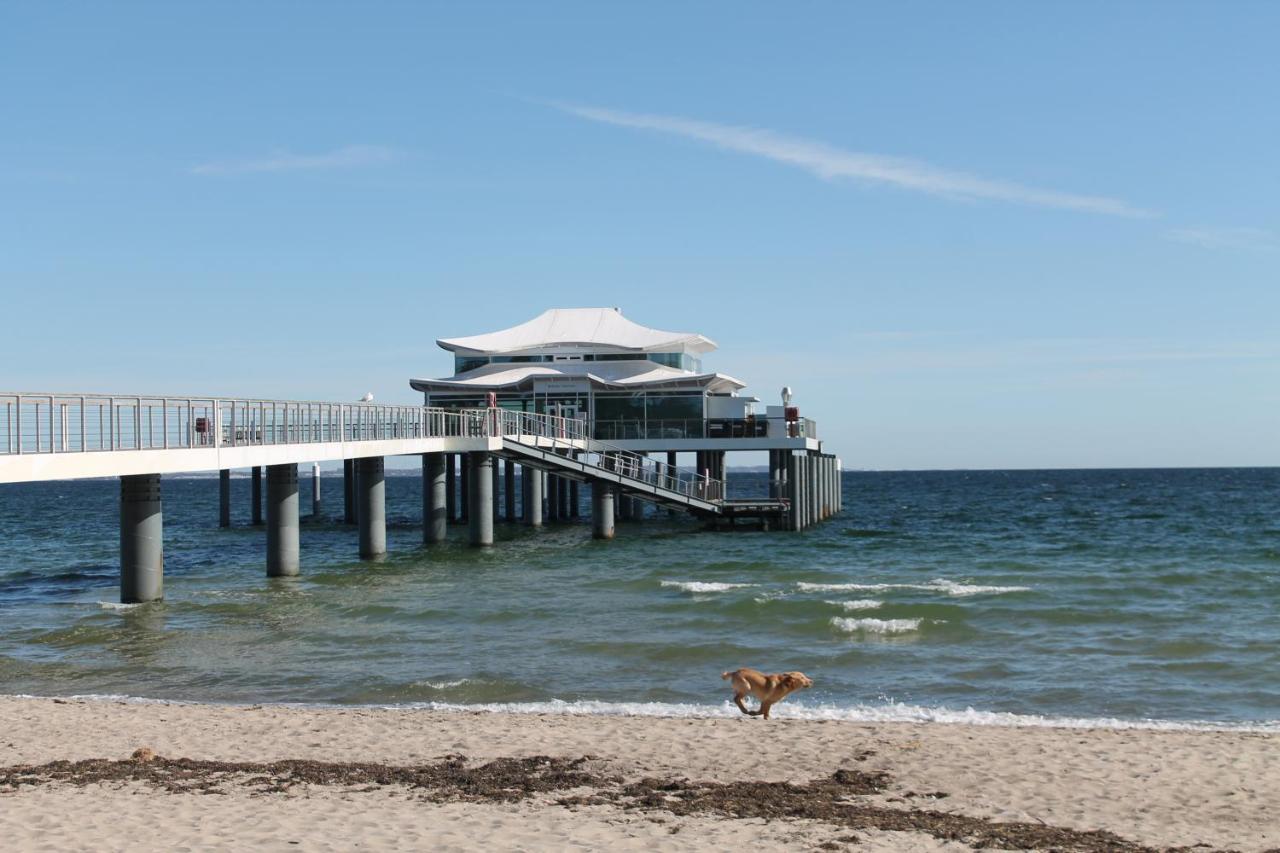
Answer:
[
  {"xmin": 1166, "ymin": 226, "xmax": 1278, "ymax": 251},
  {"xmin": 551, "ymin": 103, "xmax": 1152, "ymax": 218},
  {"xmin": 191, "ymin": 145, "xmax": 398, "ymax": 176}
]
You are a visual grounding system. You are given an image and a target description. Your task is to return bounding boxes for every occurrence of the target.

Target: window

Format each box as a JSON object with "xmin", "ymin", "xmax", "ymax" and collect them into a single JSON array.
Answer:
[
  {"xmin": 646, "ymin": 393, "xmax": 703, "ymax": 421},
  {"xmin": 594, "ymin": 393, "xmax": 645, "ymax": 422},
  {"xmin": 647, "ymin": 353, "xmax": 703, "ymax": 372},
  {"xmin": 454, "ymin": 356, "xmax": 487, "ymax": 374}
]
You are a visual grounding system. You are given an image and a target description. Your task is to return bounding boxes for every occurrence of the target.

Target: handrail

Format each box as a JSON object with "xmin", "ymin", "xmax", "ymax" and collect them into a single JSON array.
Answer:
[{"xmin": 0, "ymin": 393, "xmax": 726, "ymax": 503}]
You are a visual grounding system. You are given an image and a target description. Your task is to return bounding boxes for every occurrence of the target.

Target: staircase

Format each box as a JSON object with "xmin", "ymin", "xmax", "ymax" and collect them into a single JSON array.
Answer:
[{"xmin": 488, "ymin": 410, "xmax": 725, "ymax": 514}]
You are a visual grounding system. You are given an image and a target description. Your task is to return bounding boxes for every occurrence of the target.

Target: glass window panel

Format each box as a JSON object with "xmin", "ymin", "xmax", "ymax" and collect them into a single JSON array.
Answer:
[
  {"xmin": 455, "ymin": 356, "xmax": 487, "ymax": 373},
  {"xmin": 646, "ymin": 394, "xmax": 703, "ymax": 420}
]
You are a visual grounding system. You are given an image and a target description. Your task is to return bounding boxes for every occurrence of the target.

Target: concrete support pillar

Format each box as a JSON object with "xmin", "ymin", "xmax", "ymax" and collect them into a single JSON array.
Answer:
[
  {"xmin": 667, "ymin": 451, "xmax": 678, "ymax": 516},
  {"xmin": 343, "ymin": 460, "xmax": 356, "ymax": 524},
  {"xmin": 632, "ymin": 454, "xmax": 646, "ymax": 522},
  {"xmin": 805, "ymin": 455, "xmax": 815, "ymax": 528},
  {"xmin": 120, "ymin": 473, "xmax": 163, "ymax": 603},
  {"xmin": 817, "ymin": 456, "xmax": 825, "ymax": 521},
  {"xmin": 825, "ymin": 456, "xmax": 833, "ymax": 519},
  {"xmin": 504, "ymin": 460, "xmax": 516, "ymax": 521},
  {"xmin": 251, "ymin": 466, "xmax": 263, "ymax": 526},
  {"xmin": 311, "ymin": 462, "xmax": 322, "ymax": 518},
  {"xmin": 266, "ymin": 463, "xmax": 300, "ymax": 577},
  {"xmin": 492, "ymin": 461, "xmax": 501, "ymax": 522},
  {"xmin": 569, "ymin": 479, "xmax": 580, "ymax": 518},
  {"xmin": 465, "ymin": 455, "xmax": 476, "ymax": 522},
  {"xmin": 468, "ymin": 452, "xmax": 494, "ymax": 546},
  {"xmin": 446, "ymin": 455, "xmax": 457, "ymax": 523},
  {"xmin": 798, "ymin": 455, "xmax": 808, "ymax": 529},
  {"xmin": 523, "ymin": 465, "xmax": 543, "ymax": 527},
  {"xmin": 815, "ymin": 456, "xmax": 824, "ymax": 521},
  {"xmin": 783, "ymin": 455, "xmax": 794, "ymax": 530},
  {"xmin": 797, "ymin": 456, "xmax": 806, "ymax": 529},
  {"xmin": 557, "ymin": 475, "xmax": 569, "ymax": 521},
  {"xmin": 591, "ymin": 483, "xmax": 615, "ymax": 539},
  {"xmin": 358, "ymin": 456, "xmax": 386, "ymax": 558},
  {"xmin": 546, "ymin": 472, "xmax": 559, "ymax": 521},
  {"xmin": 829, "ymin": 458, "xmax": 839, "ymax": 512},
  {"xmin": 787, "ymin": 454, "xmax": 801, "ymax": 531},
  {"xmin": 424, "ymin": 453, "xmax": 447, "ymax": 544},
  {"xmin": 219, "ymin": 469, "xmax": 231, "ymax": 527}
]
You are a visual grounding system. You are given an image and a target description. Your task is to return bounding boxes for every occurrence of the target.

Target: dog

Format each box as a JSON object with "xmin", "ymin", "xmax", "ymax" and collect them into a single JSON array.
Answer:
[{"xmin": 721, "ymin": 668, "xmax": 813, "ymax": 719}]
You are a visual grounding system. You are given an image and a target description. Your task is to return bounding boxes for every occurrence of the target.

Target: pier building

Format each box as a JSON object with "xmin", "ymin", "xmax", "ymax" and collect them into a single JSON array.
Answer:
[{"xmin": 0, "ymin": 308, "xmax": 840, "ymax": 604}]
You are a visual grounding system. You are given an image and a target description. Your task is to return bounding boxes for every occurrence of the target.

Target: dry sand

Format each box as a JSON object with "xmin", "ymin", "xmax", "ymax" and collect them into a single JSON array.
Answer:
[{"xmin": 0, "ymin": 696, "xmax": 1276, "ymax": 852}]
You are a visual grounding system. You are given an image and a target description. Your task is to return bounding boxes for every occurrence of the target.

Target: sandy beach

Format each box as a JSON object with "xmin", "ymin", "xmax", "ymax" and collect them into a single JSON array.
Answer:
[{"xmin": 0, "ymin": 696, "xmax": 1275, "ymax": 852}]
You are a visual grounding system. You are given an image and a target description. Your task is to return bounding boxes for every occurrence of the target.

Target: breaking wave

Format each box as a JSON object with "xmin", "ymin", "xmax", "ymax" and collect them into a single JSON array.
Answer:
[
  {"xmin": 660, "ymin": 581, "xmax": 757, "ymax": 593},
  {"xmin": 831, "ymin": 617, "xmax": 926, "ymax": 634},
  {"xmin": 798, "ymin": 579, "xmax": 1030, "ymax": 597},
  {"xmin": 825, "ymin": 599, "xmax": 884, "ymax": 611}
]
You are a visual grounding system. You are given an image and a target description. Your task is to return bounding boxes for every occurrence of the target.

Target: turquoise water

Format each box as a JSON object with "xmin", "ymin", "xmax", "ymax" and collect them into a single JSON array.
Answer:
[{"xmin": 1, "ymin": 468, "xmax": 1277, "ymax": 728}]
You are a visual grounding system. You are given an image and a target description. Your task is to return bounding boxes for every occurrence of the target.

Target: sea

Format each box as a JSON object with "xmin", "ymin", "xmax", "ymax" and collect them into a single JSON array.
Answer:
[{"xmin": 1, "ymin": 468, "xmax": 1277, "ymax": 731}]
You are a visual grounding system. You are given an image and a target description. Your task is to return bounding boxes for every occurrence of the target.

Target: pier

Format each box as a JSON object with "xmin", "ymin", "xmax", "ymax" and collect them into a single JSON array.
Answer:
[
  {"xmin": 2, "ymin": 307, "xmax": 843, "ymax": 604},
  {"xmin": 1, "ymin": 391, "xmax": 839, "ymax": 603}
]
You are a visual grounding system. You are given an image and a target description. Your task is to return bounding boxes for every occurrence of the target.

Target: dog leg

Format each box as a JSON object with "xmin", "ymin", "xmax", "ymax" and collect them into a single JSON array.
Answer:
[
  {"xmin": 734, "ymin": 694, "xmax": 761, "ymax": 716},
  {"xmin": 759, "ymin": 701, "xmax": 774, "ymax": 720}
]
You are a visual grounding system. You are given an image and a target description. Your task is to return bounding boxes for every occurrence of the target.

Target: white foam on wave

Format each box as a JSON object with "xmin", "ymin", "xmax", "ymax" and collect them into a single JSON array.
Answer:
[
  {"xmin": 97, "ymin": 601, "xmax": 145, "ymax": 611},
  {"xmin": 831, "ymin": 617, "xmax": 925, "ymax": 634},
  {"xmin": 660, "ymin": 581, "xmax": 757, "ymax": 593},
  {"xmin": 925, "ymin": 579, "xmax": 1032, "ymax": 597},
  {"xmin": 414, "ymin": 679, "xmax": 471, "ymax": 690},
  {"xmin": 8, "ymin": 693, "xmax": 1276, "ymax": 733},
  {"xmin": 397, "ymin": 699, "xmax": 1280, "ymax": 733},
  {"xmin": 798, "ymin": 578, "xmax": 1030, "ymax": 597},
  {"xmin": 825, "ymin": 599, "xmax": 883, "ymax": 611}
]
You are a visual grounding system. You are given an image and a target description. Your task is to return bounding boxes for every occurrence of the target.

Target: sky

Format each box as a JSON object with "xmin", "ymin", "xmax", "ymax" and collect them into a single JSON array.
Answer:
[{"xmin": 2, "ymin": 2, "xmax": 1277, "ymax": 469}]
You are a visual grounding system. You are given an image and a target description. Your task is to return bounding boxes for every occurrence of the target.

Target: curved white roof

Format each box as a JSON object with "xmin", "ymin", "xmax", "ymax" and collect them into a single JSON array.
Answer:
[
  {"xmin": 410, "ymin": 360, "xmax": 745, "ymax": 394},
  {"xmin": 436, "ymin": 308, "xmax": 717, "ymax": 355}
]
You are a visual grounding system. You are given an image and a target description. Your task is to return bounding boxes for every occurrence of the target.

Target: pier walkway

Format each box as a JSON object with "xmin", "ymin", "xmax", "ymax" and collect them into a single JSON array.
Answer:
[{"xmin": 1, "ymin": 392, "xmax": 840, "ymax": 602}]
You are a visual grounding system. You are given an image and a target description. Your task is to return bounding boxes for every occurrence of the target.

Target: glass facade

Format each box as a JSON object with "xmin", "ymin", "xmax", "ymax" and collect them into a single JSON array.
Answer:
[{"xmin": 424, "ymin": 387, "xmax": 764, "ymax": 441}]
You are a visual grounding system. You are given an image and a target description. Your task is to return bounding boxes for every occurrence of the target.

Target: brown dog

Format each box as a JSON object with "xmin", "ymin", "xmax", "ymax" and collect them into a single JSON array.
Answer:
[{"xmin": 721, "ymin": 668, "xmax": 813, "ymax": 719}]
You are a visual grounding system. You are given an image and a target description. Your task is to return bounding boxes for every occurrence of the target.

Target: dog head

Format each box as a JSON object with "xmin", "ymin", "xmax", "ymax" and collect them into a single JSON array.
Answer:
[{"xmin": 782, "ymin": 672, "xmax": 813, "ymax": 691}]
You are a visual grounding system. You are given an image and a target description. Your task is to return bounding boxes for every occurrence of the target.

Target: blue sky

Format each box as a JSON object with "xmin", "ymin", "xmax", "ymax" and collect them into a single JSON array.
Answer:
[{"xmin": 2, "ymin": 2, "xmax": 1276, "ymax": 469}]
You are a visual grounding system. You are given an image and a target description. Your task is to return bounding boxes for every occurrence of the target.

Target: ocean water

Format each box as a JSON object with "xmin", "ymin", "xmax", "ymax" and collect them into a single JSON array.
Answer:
[{"xmin": 1, "ymin": 468, "xmax": 1278, "ymax": 730}]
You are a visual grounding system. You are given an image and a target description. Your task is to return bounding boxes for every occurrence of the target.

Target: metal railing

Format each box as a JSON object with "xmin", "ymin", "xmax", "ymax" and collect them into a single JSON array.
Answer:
[
  {"xmin": 0, "ymin": 393, "xmax": 725, "ymax": 503},
  {"xmin": 0, "ymin": 393, "xmax": 478, "ymax": 456}
]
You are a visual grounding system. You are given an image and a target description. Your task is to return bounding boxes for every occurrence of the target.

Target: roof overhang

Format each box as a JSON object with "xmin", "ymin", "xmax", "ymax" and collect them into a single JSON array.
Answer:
[{"xmin": 409, "ymin": 361, "xmax": 746, "ymax": 395}]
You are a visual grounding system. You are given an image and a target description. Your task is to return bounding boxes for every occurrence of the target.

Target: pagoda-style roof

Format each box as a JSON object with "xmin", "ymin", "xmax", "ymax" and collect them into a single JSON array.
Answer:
[{"xmin": 436, "ymin": 308, "xmax": 717, "ymax": 356}]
